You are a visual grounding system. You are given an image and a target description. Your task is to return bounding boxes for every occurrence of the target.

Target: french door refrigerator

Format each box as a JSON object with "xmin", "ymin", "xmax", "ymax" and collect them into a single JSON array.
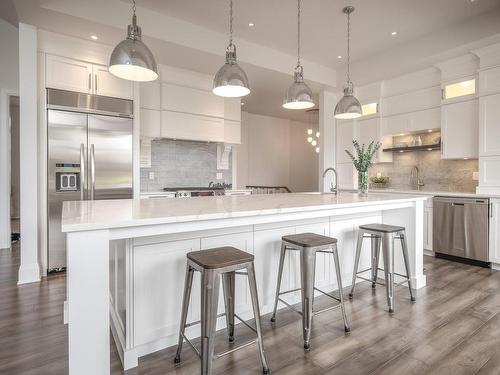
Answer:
[{"xmin": 47, "ymin": 89, "xmax": 133, "ymax": 272}]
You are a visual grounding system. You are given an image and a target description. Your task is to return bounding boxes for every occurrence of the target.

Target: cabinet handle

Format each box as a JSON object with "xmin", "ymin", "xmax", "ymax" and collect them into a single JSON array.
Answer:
[
  {"xmin": 491, "ymin": 203, "xmax": 494, "ymax": 218},
  {"xmin": 88, "ymin": 73, "xmax": 91, "ymax": 90},
  {"xmin": 95, "ymin": 74, "xmax": 98, "ymax": 92},
  {"xmin": 441, "ymin": 140, "xmax": 443, "ymax": 155}
]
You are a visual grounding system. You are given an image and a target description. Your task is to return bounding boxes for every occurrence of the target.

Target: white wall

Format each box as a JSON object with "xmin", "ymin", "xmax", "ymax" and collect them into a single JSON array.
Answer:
[
  {"xmin": 0, "ymin": 19, "xmax": 19, "ymax": 249},
  {"xmin": 237, "ymin": 111, "xmax": 318, "ymax": 192}
]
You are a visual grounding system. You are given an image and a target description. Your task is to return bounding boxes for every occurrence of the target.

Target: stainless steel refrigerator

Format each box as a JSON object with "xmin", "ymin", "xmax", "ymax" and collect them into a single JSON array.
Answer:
[{"xmin": 47, "ymin": 89, "xmax": 133, "ymax": 272}]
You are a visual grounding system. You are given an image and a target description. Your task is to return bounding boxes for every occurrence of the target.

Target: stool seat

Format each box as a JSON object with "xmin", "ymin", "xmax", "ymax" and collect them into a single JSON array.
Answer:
[
  {"xmin": 359, "ymin": 223, "xmax": 405, "ymax": 233},
  {"xmin": 282, "ymin": 233, "xmax": 337, "ymax": 248},
  {"xmin": 187, "ymin": 247, "xmax": 254, "ymax": 269}
]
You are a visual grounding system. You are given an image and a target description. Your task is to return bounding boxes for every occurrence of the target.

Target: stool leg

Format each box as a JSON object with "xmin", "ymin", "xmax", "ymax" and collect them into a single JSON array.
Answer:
[
  {"xmin": 300, "ymin": 248, "xmax": 316, "ymax": 350},
  {"xmin": 222, "ymin": 272, "xmax": 236, "ymax": 342},
  {"xmin": 247, "ymin": 263, "xmax": 270, "ymax": 374},
  {"xmin": 400, "ymin": 232, "xmax": 416, "ymax": 302},
  {"xmin": 381, "ymin": 234, "xmax": 395, "ymax": 313},
  {"xmin": 270, "ymin": 242, "xmax": 287, "ymax": 323},
  {"xmin": 200, "ymin": 270, "xmax": 220, "ymax": 375},
  {"xmin": 332, "ymin": 245, "xmax": 350, "ymax": 333},
  {"xmin": 349, "ymin": 230, "xmax": 364, "ymax": 299},
  {"xmin": 371, "ymin": 236, "xmax": 381, "ymax": 288},
  {"xmin": 174, "ymin": 263, "xmax": 194, "ymax": 364}
]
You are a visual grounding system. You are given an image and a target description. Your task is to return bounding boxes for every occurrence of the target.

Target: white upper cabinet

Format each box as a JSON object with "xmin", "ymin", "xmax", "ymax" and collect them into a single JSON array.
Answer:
[
  {"xmin": 479, "ymin": 93, "xmax": 500, "ymax": 156},
  {"xmin": 336, "ymin": 120, "xmax": 355, "ymax": 164},
  {"xmin": 161, "ymin": 111, "xmax": 224, "ymax": 143},
  {"xmin": 140, "ymin": 109, "xmax": 161, "ymax": 138},
  {"xmin": 161, "ymin": 83, "xmax": 224, "ymax": 118},
  {"xmin": 46, "ymin": 54, "xmax": 93, "ymax": 93},
  {"xmin": 140, "ymin": 81, "xmax": 161, "ymax": 110},
  {"xmin": 45, "ymin": 54, "xmax": 133, "ymax": 99},
  {"xmin": 224, "ymin": 119, "xmax": 241, "ymax": 144},
  {"xmin": 92, "ymin": 64, "xmax": 133, "ymax": 99},
  {"xmin": 357, "ymin": 117, "xmax": 392, "ymax": 163},
  {"xmin": 409, "ymin": 107, "xmax": 441, "ymax": 132},
  {"xmin": 224, "ymin": 99, "xmax": 241, "ymax": 122},
  {"xmin": 441, "ymin": 99, "xmax": 478, "ymax": 159},
  {"xmin": 381, "ymin": 113, "xmax": 409, "ymax": 135}
]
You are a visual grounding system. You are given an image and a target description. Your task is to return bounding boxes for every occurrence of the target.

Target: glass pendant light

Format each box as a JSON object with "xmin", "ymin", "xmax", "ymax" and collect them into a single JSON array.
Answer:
[
  {"xmin": 283, "ymin": 0, "xmax": 314, "ymax": 110},
  {"xmin": 213, "ymin": 0, "xmax": 250, "ymax": 98},
  {"xmin": 334, "ymin": 6, "xmax": 362, "ymax": 119},
  {"xmin": 109, "ymin": 0, "xmax": 158, "ymax": 82}
]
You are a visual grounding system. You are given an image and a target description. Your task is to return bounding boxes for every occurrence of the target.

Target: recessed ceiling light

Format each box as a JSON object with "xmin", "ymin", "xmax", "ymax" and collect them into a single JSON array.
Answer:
[
  {"xmin": 248, "ymin": 23, "xmax": 255, "ymax": 27},
  {"xmin": 337, "ymin": 55, "xmax": 342, "ymax": 59},
  {"xmin": 91, "ymin": 35, "xmax": 98, "ymax": 40},
  {"xmin": 391, "ymin": 31, "xmax": 397, "ymax": 36}
]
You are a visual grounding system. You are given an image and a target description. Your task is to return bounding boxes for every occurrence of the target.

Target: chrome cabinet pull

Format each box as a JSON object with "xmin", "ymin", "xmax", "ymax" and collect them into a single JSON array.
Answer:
[
  {"xmin": 95, "ymin": 74, "xmax": 98, "ymax": 92},
  {"xmin": 491, "ymin": 203, "xmax": 494, "ymax": 218},
  {"xmin": 80, "ymin": 144, "xmax": 85, "ymax": 200},
  {"xmin": 88, "ymin": 73, "xmax": 91, "ymax": 91},
  {"xmin": 90, "ymin": 144, "xmax": 96, "ymax": 200}
]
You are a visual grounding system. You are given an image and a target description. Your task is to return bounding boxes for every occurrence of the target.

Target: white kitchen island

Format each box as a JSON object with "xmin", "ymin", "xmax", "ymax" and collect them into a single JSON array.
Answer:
[{"xmin": 61, "ymin": 192, "xmax": 427, "ymax": 374}]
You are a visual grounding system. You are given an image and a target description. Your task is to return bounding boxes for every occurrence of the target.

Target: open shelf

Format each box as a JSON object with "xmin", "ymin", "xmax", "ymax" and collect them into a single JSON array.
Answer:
[{"xmin": 383, "ymin": 143, "xmax": 441, "ymax": 153}]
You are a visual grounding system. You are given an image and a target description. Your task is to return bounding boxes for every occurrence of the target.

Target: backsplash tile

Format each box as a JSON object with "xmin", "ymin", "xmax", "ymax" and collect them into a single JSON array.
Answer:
[
  {"xmin": 372, "ymin": 133, "xmax": 478, "ymax": 193},
  {"xmin": 140, "ymin": 139, "xmax": 232, "ymax": 192}
]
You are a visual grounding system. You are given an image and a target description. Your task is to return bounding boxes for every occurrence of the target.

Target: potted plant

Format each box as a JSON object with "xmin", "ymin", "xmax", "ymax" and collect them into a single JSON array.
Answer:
[{"xmin": 345, "ymin": 140, "xmax": 381, "ymax": 196}]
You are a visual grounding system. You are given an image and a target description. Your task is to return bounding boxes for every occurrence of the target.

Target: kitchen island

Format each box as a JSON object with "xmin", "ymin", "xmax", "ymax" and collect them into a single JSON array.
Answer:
[{"xmin": 61, "ymin": 192, "xmax": 427, "ymax": 374}]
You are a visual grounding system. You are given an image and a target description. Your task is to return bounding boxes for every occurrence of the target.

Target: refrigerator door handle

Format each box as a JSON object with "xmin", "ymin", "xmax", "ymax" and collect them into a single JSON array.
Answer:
[
  {"xmin": 90, "ymin": 143, "xmax": 96, "ymax": 200},
  {"xmin": 80, "ymin": 143, "xmax": 85, "ymax": 200}
]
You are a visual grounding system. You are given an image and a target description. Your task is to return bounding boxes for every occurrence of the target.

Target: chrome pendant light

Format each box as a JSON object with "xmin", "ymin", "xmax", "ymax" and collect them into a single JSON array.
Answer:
[
  {"xmin": 213, "ymin": 0, "xmax": 250, "ymax": 98},
  {"xmin": 334, "ymin": 6, "xmax": 362, "ymax": 119},
  {"xmin": 109, "ymin": 0, "xmax": 158, "ymax": 82},
  {"xmin": 283, "ymin": 0, "xmax": 314, "ymax": 110}
]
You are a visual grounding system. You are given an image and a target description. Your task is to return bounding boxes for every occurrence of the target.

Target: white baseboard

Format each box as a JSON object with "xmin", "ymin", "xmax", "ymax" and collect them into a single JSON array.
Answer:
[
  {"xmin": 17, "ymin": 263, "xmax": 41, "ymax": 284},
  {"xmin": 423, "ymin": 249, "xmax": 435, "ymax": 257}
]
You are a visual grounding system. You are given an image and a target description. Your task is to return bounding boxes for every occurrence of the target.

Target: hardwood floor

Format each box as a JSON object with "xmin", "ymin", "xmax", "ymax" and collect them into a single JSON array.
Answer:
[{"xmin": 3, "ymin": 240, "xmax": 500, "ymax": 374}]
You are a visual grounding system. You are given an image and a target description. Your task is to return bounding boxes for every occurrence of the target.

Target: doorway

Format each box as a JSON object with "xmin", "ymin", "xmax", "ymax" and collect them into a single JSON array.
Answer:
[{"xmin": 9, "ymin": 96, "xmax": 20, "ymax": 243}]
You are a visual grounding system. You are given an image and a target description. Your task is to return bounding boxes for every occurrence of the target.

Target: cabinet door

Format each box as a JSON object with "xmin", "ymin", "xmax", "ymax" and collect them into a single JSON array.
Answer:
[
  {"xmin": 162, "ymin": 83, "xmax": 224, "ymax": 118},
  {"xmin": 490, "ymin": 199, "xmax": 500, "ymax": 264},
  {"xmin": 225, "ymin": 98, "xmax": 241, "ymax": 121},
  {"xmin": 381, "ymin": 113, "xmax": 409, "ymax": 136},
  {"xmin": 224, "ymin": 119, "xmax": 241, "ymax": 144},
  {"xmin": 479, "ymin": 93, "xmax": 500, "ymax": 156},
  {"xmin": 140, "ymin": 109, "xmax": 161, "ymax": 138},
  {"xmin": 441, "ymin": 99, "xmax": 478, "ymax": 159},
  {"xmin": 423, "ymin": 206, "xmax": 433, "ymax": 251},
  {"xmin": 336, "ymin": 120, "xmax": 355, "ymax": 163},
  {"xmin": 140, "ymin": 81, "xmax": 161, "ymax": 110},
  {"xmin": 161, "ymin": 111, "xmax": 224, "ymax": 142},
  {"xmin": 46, "ymin": 54, "xmax": 92, "ymax": 93},
  {"xmin": 93, "ymin": 64, "xmax": 133, "ymax": 99},
  {"xmin": 357, "ymin": 117, "xmax": 379, "ymax": 148},
  {"xmin": 410, "ymin": 107, "xmax": 440, "ymax": 132}
]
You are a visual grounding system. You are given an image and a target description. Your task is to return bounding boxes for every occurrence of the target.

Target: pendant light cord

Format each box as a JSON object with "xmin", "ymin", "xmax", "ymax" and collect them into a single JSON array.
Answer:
[
  {"xmin": 297, "ymin": 0, "xmax": 301, "ymax": 68},
  {"xmin": 346, "ymin": 10, "xmax": 351, "ymax": 84},
  {"xmin": 229, "ymin": 0, "xmax": 234, "ymax": 47},
  {"xmin": 132, "ymin": 0, "xmax": 136, "ymax": 15}
]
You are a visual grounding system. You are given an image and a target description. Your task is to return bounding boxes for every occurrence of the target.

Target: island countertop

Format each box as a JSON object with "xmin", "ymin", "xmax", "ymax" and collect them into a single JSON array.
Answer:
[{"xmin": 61, "ymin": 192, "xmax": 427, "ymax": 232}]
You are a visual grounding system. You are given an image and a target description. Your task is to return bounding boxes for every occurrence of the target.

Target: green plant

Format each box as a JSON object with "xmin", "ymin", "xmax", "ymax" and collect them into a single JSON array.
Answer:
[{"xmin": 345, "ymin": 140, "xmax": 381, "ymax": 172}]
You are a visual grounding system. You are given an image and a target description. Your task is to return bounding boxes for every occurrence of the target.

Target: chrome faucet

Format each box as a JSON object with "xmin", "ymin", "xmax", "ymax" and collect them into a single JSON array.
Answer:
[
  {"xmin": 410, "ymin": 166, "xmax": 425, "ymax": 191},
  {"xmin": 322, "ymin": 167, "xmax": 339, "ymax": 195}
]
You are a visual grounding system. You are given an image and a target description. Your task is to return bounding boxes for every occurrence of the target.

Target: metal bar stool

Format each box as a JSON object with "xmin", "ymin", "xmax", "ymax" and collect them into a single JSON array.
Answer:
[
  {"xmin": 349, "ymin": 223, "xmax": 416, "ymax": 313},
  {"xmin": 270, "ymin": 233, "xmax": 350, "ymax": 350},
  {"xmin": 174, "ymin": 247, "xmax": 269, "ymax": 375}
]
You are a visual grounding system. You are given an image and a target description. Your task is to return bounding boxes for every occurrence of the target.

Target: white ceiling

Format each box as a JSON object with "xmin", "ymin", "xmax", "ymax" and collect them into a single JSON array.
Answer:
[
  {"xmin": 9, "ymin": 0, "xmax": 500, "ymax": 121},
  {"xmin": 136, "ymin": 0, "xmax": 500, "ymax": 67}
]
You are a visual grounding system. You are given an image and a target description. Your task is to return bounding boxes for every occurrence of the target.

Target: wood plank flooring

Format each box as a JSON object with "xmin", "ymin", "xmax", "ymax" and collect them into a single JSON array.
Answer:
[{"xmin": 3, "ymin": 239, "xmax": 500, "ymax": 374}]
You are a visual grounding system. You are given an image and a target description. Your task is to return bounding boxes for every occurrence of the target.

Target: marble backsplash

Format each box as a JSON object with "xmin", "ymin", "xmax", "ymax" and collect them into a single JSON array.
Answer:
[
  {"xmin": 140, "ymin": 139, "xmax": 232, "ymax": 192},
  {"xmin": 371, "ymin": 133, "xmax": 479, "ymax": 193}
]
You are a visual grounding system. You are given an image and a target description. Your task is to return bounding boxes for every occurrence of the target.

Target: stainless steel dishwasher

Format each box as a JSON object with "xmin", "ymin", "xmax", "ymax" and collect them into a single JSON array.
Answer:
[{"xmin": 433, "ymin": 196, "xmax": 490, "ymax": 266}]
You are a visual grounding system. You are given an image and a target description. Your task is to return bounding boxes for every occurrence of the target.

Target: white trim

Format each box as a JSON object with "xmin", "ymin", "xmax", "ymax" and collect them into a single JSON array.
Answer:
[
  {"xmin": 17, "ymin": 262, "xmax": 41, "ymax": 284},
  {"xmin": 0, "ymin": 89, "xmax": 19, "ymax": 249}
]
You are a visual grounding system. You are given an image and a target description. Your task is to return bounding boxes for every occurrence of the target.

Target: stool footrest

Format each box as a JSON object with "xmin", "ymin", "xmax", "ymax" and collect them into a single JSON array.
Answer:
[
  {"xmin": 278, "ymin": 287, "xmax": 302, "ymax": 296},
  {"xmin": 277, "ymin": 297, "xmax": 303, "ymax": 316},
  {"xmin": 313, "ymin": 286, "xmax": 341, "ymax": 303},
  {"xmin": 184, "ymin": 312, "xmax": 226, "ymax": 329},
  {"xmin": 216, "ymin": 339, "xmax": 259, "ymax": 359},
  {"xmin": 234, "ymin": 313, "xmax": 257, "ymax": 334},
  {"xmin": 180, "ymin": 332, "xmax": 201, "ymax": 359}
]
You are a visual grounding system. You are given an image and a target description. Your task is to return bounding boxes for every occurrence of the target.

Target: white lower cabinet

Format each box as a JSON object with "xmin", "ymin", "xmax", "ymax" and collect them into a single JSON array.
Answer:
[
  {"xmin": 489, "ymin": 199, "xmax": 500, "ymax": 265},
  {"xmin": 423, "ymin": 199, "xmax": 433, "ymax": 252}
]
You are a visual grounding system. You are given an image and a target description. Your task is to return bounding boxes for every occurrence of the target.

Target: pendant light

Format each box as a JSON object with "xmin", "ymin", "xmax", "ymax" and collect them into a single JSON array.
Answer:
[
  {"xmin": 334, "ymin": 6, "xmax": 362, "ymax": 119},
  {"xmin": 213, "ymin": 0, "xmax": 250, "ymax": 98},
  {"xmin": 109, "ymin": 0, "xmax": 158, "ymax": 82},
  {"xmin": 283, "ymin": 0, "xmax": 314, "ymax": 110}
]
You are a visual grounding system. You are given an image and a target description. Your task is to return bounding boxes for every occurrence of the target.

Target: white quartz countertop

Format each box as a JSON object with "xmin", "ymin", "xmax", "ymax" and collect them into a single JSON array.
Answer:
[
  {"xmin": 61, "ymin": 192, "xmax": 426, "ymax": 232},
  {"xmin": 343, "ymin": 188, "xmax": 499, "ymax": 198}
]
